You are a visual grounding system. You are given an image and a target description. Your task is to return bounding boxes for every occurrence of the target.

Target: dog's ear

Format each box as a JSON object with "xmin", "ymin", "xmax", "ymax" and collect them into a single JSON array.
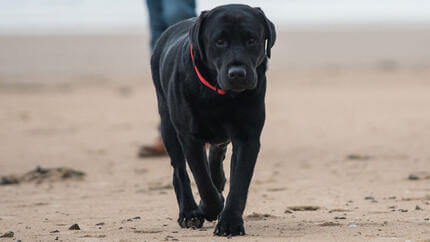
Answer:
[
  {"xmin": 189, "ymin": 10, "xmax": 208, "ymax": 62},
  {"xmin": 255, "ymin": 7, "xmax": 276, "ymax": 58}
]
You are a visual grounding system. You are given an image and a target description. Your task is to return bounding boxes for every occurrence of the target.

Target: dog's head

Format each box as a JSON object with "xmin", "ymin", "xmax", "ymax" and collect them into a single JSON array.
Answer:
[{"xmin": 190, "ymin": 4, "xmax": 276, "ymax": 92}]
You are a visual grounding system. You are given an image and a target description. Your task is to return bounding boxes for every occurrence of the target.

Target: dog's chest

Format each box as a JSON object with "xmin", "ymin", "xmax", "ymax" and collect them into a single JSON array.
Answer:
[{"xmin": 189, "ymin": 106, "xmax": 233, "ymax": 143}]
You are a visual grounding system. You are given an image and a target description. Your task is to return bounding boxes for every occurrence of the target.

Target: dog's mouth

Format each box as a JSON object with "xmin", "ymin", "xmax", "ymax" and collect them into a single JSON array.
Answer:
[{"xmin": 231, "ymin": 88, "xmax": 245, "ymax": 92}]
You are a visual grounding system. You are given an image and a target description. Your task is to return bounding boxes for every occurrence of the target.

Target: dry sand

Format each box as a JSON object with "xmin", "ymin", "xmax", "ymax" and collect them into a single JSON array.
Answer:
[{"xmin": 1, "ymin": 31, "xmax": 430, "ymax": 241}]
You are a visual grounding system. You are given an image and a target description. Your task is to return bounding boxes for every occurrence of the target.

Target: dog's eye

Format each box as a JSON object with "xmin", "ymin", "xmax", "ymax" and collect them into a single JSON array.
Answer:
[
  {"xmin": 215, "ymin": 39, "xmax": 227, "ymax": 47},
  {"xmin": 247, "ymin": 38, "xmax": 256, "ymax": 46}
]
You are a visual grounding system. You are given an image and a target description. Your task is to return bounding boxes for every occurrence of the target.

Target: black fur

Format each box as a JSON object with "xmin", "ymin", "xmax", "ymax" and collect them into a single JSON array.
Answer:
[{"xmin": 150, "ymin": 4, "xmax": 276, "ymax": 236}]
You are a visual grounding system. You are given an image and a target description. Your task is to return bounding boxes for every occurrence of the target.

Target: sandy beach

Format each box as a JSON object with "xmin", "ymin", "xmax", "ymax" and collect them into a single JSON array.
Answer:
[{"xmin": 1, "ymin": 29, "xmax": 430, "ymax": 241}]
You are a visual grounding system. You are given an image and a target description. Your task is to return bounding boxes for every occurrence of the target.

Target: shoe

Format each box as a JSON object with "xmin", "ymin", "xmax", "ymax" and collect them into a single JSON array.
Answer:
[{"xmin": 138, "ymin": 138, "xmax": 167, "ymax": 157}]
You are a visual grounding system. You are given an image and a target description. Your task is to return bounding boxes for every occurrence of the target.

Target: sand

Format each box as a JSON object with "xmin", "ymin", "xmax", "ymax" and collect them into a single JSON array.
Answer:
[{"xmin": 1, "ymin": 31, "xmax": 430, "ymax": 241}]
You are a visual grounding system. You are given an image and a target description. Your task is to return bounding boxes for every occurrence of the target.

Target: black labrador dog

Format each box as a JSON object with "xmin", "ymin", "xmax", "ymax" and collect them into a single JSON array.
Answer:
[{"xmin": 150, "ymin": 4, "xmax": 276, "ymax": 236}]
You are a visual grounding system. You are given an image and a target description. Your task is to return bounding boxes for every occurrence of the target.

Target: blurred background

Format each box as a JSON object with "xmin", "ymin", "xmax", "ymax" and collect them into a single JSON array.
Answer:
[{"xmin": 1, "ymin": 0, "xmax": 430, "ymax": 85}]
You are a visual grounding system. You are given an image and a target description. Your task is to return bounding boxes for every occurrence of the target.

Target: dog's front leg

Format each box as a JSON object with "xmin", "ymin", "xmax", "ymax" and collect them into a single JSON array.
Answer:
[
  {"xmin": 214, "ymin": 137, "xmax": 260, "ymax": 236},
  {"xmin": 178, "ymin": 134, "xmax": 224, "ymax": 221}
]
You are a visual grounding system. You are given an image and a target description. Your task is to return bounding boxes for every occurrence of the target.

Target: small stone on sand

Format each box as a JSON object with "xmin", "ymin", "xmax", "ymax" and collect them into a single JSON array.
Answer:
[
  {"xmin": 287, "ymin": 206, "xmax": 320, "ymax": 211},
  {"xmin": 69, "ymin": 224, "xmax": 80, "ymax": 230}
]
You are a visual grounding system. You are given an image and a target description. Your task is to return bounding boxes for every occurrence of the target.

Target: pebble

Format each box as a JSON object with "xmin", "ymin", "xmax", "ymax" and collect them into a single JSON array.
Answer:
[
  {"xmin": 408, "ymin": 174, "xmax": 419, "ymax": 180},
  {"xmin": 319, "ymin": 222, "xmax": 341, "ymax": 226},
  {"xmin": 69, "ymin": 224, "xmax": 80, "ymax": 230},
  {"xmin": 126, "ymin": 216, "xmax": 141, "ymax": 222}
]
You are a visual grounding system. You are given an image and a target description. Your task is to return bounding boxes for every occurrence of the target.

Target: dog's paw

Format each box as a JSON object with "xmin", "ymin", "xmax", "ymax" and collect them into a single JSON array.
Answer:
[
  {"xmin": 199, "ymin": 193, "xmax": 224, "ymax": 221},
  {"xmin": 178, "ymin": 209, "xmax": 205, "ymax": 229},
  {"xmin": 213, "ymin": 212, "xmax": 245, "ymax": 236}
]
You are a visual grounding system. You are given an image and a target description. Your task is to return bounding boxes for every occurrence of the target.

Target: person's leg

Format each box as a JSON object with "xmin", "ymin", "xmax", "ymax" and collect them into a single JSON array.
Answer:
[
  {"xmin": 139, "ymin": 0, "xmax": 196, "ymax": 158},
  {"xmin": 139, "ymin": 0, "xmax": 168, "ymax": 158},
  {"xmin": 146, "ymin": 0, "xmax": 168, "ymax": 50},
  {"xmin": 162, "ymin": 0, "xmax": 196, "ymax": 26}
]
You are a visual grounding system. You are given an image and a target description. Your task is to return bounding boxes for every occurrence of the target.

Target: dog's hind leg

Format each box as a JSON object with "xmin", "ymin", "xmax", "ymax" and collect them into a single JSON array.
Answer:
[
  {"xmin": 208, "ymin": 142, "xmax": 229, "ymax": 193},
  {"xmin": 160, "ymin": 116, "xmax": 204, "ymax": 229}
]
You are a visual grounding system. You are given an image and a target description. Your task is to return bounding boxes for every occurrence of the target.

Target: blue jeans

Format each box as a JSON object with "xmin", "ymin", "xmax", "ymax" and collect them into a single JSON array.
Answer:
[{"xmin": 146, "ymin": 0, "xmax": 196, "ymax": 50}]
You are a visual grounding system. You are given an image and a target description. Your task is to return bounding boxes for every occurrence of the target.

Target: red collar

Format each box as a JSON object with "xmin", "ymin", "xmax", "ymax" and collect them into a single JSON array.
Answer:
[{"xmin": 190, "ymin": 44, "xmax": 226, "ymax": 95}]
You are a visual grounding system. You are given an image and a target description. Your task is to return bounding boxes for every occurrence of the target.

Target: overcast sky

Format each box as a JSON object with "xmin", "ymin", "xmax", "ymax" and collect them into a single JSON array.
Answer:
[{"xmin": 1, "ymin": 0, "xmax": 429, "ymax": 33}]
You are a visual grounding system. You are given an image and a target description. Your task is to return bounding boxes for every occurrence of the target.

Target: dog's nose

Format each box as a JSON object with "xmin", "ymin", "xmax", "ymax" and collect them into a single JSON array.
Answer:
[{"xmin": 228, "ymin": 66, "xmax": 246, "ymax": 80}]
